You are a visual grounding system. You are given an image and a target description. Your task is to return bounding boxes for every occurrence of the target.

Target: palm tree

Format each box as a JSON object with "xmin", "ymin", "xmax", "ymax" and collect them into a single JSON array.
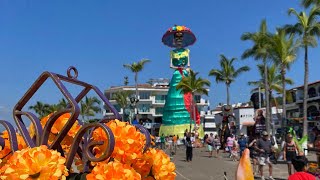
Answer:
[
  {"xmin": 29, "ymin": 101, "xmax": 51, "ymax": 118},
  {"xmin": 209, "ymin": 54, "xmax": 250, "ymax": 105},
  {"xmin": 80, "ymin": 96, "xmax": 101, "ymax": 122},
  {"xmin": 269, "ymin": 28, "xmax": 298, "ymax": 130},
  {"xmin": 124, "ymin": 76, "xmax": 129, "ymax": 86},
  {"xmin": 123, "ymin": 59, "xmax": 151, "ymax": 100},
  {"xmin": 57, "ymin": 98, "xmax": 68, "ymax": 109},
  {"xmin": 302, "ymin": 0, "xmax": 320, "ymax": 8},
  {"xmin": 176, "ymin": 70, "xmax": 211, "ymax": 132},
  {"xmin": 249, "ymin": 64, "xmax": 294, "ymax": 135},
  {"xmin": 112, "ymin": 91, "xmax": 133, "ymax": 122},
  {"xmin": 241, "ymin": 19, "xmax": 273, "ymax": 134},
  {"xmin": 249, "ymin": 64, "xmax": 294, "ymax": 97},
  {"xmin": 284, "ymin": 6, "xmax": 320, "ymax": 136}
]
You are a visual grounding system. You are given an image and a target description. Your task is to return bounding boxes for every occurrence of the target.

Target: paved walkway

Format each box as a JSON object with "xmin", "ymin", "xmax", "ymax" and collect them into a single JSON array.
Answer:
[{"xmin": 161, "ymin": 146, "xmax": 315, "ymax": 180}]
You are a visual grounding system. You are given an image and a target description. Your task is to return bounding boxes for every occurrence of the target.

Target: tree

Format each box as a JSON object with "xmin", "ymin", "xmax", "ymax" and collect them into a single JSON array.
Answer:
[
  {"xmin": 284, "ymin": 6, "xmax": 320, "ymax": 136},
  {"xmin": 123, "ymin": 59, "xmax": 151, "ymax": 100},
  {"xmin": 80, "ymin": 96, "xmax": 101, "ymax": 122},
  {"xmin": 248, "ymin": 64, "xmax": 294, "ymax": 97},
  {"xmin": 269, "ymin": 28, "xmax": 298, "ymax": 130},
  {"xmin": 176, "ymin": 70, "xmax": 211, "ymax": 132},
  {"xmin": 112, "ymin": 91, "xmax": 133, "ymax": 122},
  {"xmin": 302, "ymin": 0, "xmax": 320, "ymax": 8},
  {"xmin": 248, "ymin": 64, "xmax": 293, "ymax": 135},
  {"xmin": 29, "ymin": 101, "xmax": 51, "ymax": 118},
  {"xmin": 241, "ymin": 19, "xmax": 273, "ymax": 134},
  {"xmin": 209, "ymin": 54, "xmax": 250, "ymax": 105},
  {"xmin": 124, "ymin": 76, "xmax": 129, "ymax": 86}
]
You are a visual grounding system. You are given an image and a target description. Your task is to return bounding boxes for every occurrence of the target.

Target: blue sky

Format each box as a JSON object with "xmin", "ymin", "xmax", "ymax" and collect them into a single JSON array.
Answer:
[{"xmin": 0, "ymin": 1, "xmax": 319, "ymax": 124}]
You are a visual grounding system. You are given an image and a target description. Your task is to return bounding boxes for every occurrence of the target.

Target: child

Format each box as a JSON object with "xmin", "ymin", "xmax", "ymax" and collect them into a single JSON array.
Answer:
[
  {"xmin": 231, "ymin": 141, "xmax": 239, "ymax": 161},
  {"xmin": 288, "ymin": 156, "xmax": 315, "ymax": 180}
]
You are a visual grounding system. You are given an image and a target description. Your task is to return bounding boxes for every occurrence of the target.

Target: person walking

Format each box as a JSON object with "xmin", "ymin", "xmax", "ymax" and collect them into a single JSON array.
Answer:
[
  {"xmin": 172, "ymin": 134, "xmax": 178, "ymax": 154},
  {"xmin": 160, "ymin": 134, "xmax": 165, "ymax": 149},
  {"xmin": 206, "ymin": 133, "xmax": 214, "ymax": 158},
  {"xmin": 249, "ymin": 138, "xmax": 259, "ymax": 175},
  {"xmin": 257, "ymin": 131, "xmax": 275, "ymax": 180},
  {"xmin": 226, "ymin": 134, "xmax": 235, "ymax": 158},
  {"xmin": 213, "ymin": 134, "xmax": 221, "ymax": 158},
  {"xmin": 238, "ymin": 133, "xmax": 248, "ymax": 157},
  {"xmin": 185, "ymin": 133, "xmax": 193, "ymax": 162},
  {"xmin": 284, "ymin": 134, "xmax": 299, "ymax": 176}
]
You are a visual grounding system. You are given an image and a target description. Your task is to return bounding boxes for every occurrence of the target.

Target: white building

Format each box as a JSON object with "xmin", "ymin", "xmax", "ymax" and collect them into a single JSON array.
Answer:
[
  {"xmin": 214, "ymin": 105, "xmax": 282, "ymax": 136},
  {"xmin": 104, "ymin": 79, "xmax": 210, "ymax": 135}
]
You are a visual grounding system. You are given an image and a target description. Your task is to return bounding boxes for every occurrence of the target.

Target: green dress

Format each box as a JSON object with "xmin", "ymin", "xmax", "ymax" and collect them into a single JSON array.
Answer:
[{"xmin": 162, "ymin": 48, "xmax": 191, "ymax": 125}]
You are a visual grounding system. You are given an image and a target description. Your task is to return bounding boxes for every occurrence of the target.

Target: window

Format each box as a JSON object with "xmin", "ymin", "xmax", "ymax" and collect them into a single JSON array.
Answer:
[
  {"xmin": 155, "ymin": 95, "xmax": 166, "ymax": 103},
  {"xmin": 138, "ymin": 104, "xmax": 150, "ymax": 112},
  {"xmin": 195, "ymin": 95, "xmax": 201, "ymax": 103},
  {"xmin": 308, "ymin": 87, "xmax": 317, "ymax": 98},
  {"xmin": 113, "ymin": 104, "xmax": 121, "ymax": 112},
  {"xmin": 155, "ymin": 107, "xmax": 163, "ymax": 115},
  {"xmin": 139, "ymin": 92, "xmax": 151, "ymax": 99}
]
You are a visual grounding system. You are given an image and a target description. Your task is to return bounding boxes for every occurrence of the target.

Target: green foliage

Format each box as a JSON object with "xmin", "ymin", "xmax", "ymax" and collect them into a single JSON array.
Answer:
[
  {"xmin": 248, "ymin": 64, "xmax": 293, "ymax": 94},
  {"xmin": 176, "ymin": 70, "xmax": 211, "ymax": 96},
  {"xmin": 209, "ymin": 54, "xmax": 250, "ymax": 85},
  {"xmin": 80, "ymin": 96, "xmax": 101, "ymax": 122}
]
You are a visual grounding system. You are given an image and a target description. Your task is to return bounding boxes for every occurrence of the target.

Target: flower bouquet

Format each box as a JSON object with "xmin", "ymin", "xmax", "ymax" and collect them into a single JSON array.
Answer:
[{"xmin": 0, "ymin": 67, "xmax": 176, "ymax": 180}]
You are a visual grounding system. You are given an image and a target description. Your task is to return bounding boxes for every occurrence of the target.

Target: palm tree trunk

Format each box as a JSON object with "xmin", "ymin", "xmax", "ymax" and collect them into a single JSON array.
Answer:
[
  {"xmin": 264, "ymin": 60, "xmax": 271, "ymax": 134},
  {"xmin": 303, "ymin": 45, "xmax": 309, "ymax": 137},
  {"xmin": 226, "ymin": 83, "xmax": 230, "ymax": 105},
  {"xmin": 134, "ymin": 72, "xmax": 139, "ymax": 122},
  {"xmin": 269, "ymin": 91, "xmax": 274, "ymax": 136},
  {"xmin": 135, "ymin": 72, "xmax": 138, "ymax": 99},
  {"xmin": 281, "ymin": 66, "xmax": 287, "ymax": 135}
]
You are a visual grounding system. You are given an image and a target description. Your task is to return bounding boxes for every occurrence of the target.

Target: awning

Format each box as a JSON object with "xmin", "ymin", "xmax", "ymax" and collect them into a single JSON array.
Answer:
[{"xmin": 241, "ymin": 122, "xmax": 255, "ymax": 126}]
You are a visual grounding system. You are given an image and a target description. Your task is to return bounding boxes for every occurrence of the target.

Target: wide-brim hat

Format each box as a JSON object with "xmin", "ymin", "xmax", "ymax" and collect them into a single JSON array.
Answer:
[{"xmin": 162, "ymin": 25, "xmax": 196, "ymax": 48}]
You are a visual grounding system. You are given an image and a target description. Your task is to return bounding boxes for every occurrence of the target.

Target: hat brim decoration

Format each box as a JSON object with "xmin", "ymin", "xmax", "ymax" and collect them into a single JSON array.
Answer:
[{"xmin": 162, "ymin": 25, "xmax": 196, "ymax": 48}]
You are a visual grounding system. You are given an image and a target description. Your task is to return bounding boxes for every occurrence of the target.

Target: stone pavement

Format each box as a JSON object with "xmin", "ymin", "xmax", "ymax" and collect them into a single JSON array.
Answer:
[{"xmin": 162, "ymin": 146, "xmax": 317, "ymax": 180}]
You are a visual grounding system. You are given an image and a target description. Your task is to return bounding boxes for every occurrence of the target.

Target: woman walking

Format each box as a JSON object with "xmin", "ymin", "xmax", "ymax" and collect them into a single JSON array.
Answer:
[
  {"xmin": 206, "ymin": 133, "xmax": 214, "ymax": 158},
  {"xmin": 249, "ymin": 138, "xmax": 259, "ymax": 175},
  {"xmin": 284, "ymin": 134, "xmax": 299, "ymax": 175},
  {"xmin": 213, "ymin": 134, "xmax": 221, "ymax": 158}
]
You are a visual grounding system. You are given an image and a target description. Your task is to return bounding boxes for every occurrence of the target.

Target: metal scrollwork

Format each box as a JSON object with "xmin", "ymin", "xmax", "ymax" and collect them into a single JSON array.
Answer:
[{"xmin": 0, "ymin": 66, "xmax": 153, "ymax": 172}]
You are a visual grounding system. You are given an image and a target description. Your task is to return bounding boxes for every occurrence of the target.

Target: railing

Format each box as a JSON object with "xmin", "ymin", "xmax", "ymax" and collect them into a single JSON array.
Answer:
[{"xmin": 0, "ymin": 66, "xmax": 151, "ymax": 172}]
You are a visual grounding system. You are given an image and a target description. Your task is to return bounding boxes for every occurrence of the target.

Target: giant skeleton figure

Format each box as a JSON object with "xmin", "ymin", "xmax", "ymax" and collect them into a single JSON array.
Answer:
[
  {"xmin": 159, "ymin": 25, "xmax": 203, "ymax": 138},
  {"xmin": 219, "ymin": 105, "xmax": 235, "ymax": 150}
]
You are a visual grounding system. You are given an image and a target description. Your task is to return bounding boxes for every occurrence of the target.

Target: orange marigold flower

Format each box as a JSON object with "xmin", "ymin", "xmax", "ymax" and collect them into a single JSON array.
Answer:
[
  {"xmin": 0, "ymin": 131, "xmax": 28, "ymax": 167},
  {"xmin": 86, "ymin": 161, "xmax": 141, "ymax": 180},
  {"xmin": 0, "ymin": 145, "xmax": 68, "ymax": 180},
  {"xmin": 92, "ymin": 120, "xmax": 146, "ymax": 164},
  {"xmin": 29, "ymin": 113, "xmax": 81, "ymax": 138},
  {"xmin": 145, "ymin": 148, "xmax": 176, "ymax": 180}
]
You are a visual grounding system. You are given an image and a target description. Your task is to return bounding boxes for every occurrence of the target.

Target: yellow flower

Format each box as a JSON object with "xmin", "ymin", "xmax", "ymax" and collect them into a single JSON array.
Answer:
[
  {"xmin": 92, "ymin": 120, "xmax": 146, "ymax": 165},
  {"xmin": 86, "ymin": 161, "xmax": 141, "ymax": 180},
  {"xmin": 0, "ymin": 145, "xmax": 68, "ymax": 180},
  {"xmin": 176, "ymin": 26, "xmax": 183, "ymax": 31}
]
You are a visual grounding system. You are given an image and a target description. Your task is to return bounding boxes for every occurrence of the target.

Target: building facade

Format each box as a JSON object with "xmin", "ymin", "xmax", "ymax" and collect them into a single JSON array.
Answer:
[
  {"xmin": 104, "ymin": 79, "xmax": 210, "ymax": 135},
  {"xmin": 286, "ymin": 81, "xmax": 320, "ymax": 134}
]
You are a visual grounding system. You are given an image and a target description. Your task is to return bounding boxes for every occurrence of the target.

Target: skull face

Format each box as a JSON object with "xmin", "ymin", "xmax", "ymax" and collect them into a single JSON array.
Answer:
[{"xmin": 174, "ymin": 32, "xmax": 183, "ymax": 48}]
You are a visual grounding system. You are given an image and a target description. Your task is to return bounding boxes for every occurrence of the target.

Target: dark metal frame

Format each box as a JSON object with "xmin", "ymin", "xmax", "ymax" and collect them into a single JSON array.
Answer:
[{"xmin": 0, "ymin": 66, "xmax": 151, "ymax": 172}]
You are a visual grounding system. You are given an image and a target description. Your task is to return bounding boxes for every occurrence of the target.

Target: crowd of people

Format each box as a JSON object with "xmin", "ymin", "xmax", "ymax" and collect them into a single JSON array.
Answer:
[{"xmin": 153, "ymin": 108, "xmax": 318, "ymax": 180}]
